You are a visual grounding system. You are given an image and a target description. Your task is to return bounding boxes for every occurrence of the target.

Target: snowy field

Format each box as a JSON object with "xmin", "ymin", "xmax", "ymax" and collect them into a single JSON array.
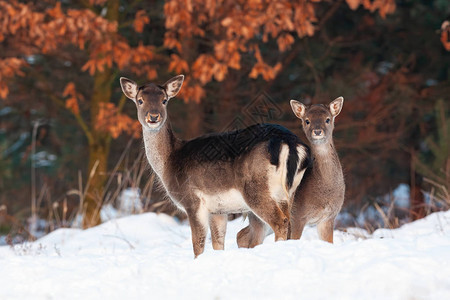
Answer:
[{"xmin": 1, "ymin": 210, "xmax": 450, "ymax": 300}]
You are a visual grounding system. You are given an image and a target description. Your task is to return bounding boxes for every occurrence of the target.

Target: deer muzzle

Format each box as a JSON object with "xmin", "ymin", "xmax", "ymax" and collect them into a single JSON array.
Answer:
[
  {"xmin": 146, "ymin": 112, "xmax": 161, "ymax": 124},
  {"xmin": 312, "ymin": 129, "xmax": 324, "ymax": 139}
]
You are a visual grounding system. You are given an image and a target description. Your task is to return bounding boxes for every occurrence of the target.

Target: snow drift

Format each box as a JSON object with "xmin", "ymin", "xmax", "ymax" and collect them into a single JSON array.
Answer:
[{"xmin": 1, "ymin": 210, "xmax": 450, "ymax": 299}]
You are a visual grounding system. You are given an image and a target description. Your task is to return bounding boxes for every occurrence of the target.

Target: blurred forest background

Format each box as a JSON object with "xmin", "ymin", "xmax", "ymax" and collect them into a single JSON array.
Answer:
[{"xmin": 0, "ymin": 0, "xmax": 449, "ymax": 241}]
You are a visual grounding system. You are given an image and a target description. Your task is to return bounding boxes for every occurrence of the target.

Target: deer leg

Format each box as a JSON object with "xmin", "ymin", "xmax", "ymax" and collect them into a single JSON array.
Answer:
[
  {"xmin": 242, "ymin": 184, "xmax": 288, "ymax": 241},
  {"xmin": 209, "ymin": 214, "xmax": 227, "ymax": 250},
  {"xmin": 317, "ymin": 218, "xmax": 335, "ymax": 243},
  {"xmin": 237, "ymin": 213, "xmax": 266, "ymax": 248},
  {"xmin": 187, "ymin": 204, "xmax": 209, "ymax": 258},
  {"xmin": 289, "ymin": 217, "xmax": 307, "ymax": 240},
  {"xmin": 279, "ymin": 200, "xmax": 292, "ymax": 238},
  {"xmin": 253, "ymin": 202, "xmax": 288, "ymax": 242}
]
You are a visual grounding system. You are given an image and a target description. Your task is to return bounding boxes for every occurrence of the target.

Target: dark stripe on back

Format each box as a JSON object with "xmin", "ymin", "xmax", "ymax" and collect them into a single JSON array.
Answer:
[
  {"xmin": 175, "ymin": 123, "xmax": 310, "ymax": 189},
  {"xmin": 177, "ymin": 124, "xmax": 299, "ymax": 162},
  {"xmin": 267, "ymin": 137, "xmax": 282, "ymax": 166},
  {"xmin": 286, "ymin": 142, "xmax": 299, "ymax": 189}
]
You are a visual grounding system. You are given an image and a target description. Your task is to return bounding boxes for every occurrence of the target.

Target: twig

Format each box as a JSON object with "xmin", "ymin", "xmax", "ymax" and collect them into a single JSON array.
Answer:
[{"xmin": 102, "ymin": 234, "xmax": 135, "ymax": 250}]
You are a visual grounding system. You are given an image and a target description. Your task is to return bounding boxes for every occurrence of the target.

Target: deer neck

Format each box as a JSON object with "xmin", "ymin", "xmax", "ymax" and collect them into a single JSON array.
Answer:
[
  {"xmin": 142, "ymin": 118, "xmax": 180, "ymax": 178},
  {"xmin": 311, "ymin": 140, "xmax": 341, "ymax": 181}
]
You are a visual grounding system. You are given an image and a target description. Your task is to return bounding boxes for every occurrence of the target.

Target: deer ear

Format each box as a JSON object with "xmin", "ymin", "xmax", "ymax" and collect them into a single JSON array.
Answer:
[
  {"xmin": 163, "ymin": 75, "xmax": 184, "ymax": 99},
  {"xmin": 290, "ymin": 100, "xmax": 306, "ymax": 119},
  {"xmin": 329, "ymin": 96, "xmax": 344, "ymax": 117},
  {"xmin": 120, "ymin": 77, "xmax": 138, "ymax": 102}
]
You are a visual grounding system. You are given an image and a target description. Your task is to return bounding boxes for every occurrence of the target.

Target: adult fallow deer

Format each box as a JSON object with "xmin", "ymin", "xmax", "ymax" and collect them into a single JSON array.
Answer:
[
  {"xmin": 237, "ymin": 97, "xmax": 345, "ymax": 247},
  {"xmin": 120, "ymin": 75, "xmax": 310, "ymax": 257}
]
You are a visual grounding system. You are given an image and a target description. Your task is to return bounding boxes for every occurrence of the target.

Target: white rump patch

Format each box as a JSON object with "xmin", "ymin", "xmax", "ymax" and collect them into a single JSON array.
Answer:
[
  {"xmin": 289, "ymin": 145, "xmax": 307, "ymax": 196},
  {"xmin": 268, "ymin": 144, "xmax": 308, "ymax": 202},
  {"xmin": 268, "ymin": 144, "xmax": 290, "ymax": 202}
]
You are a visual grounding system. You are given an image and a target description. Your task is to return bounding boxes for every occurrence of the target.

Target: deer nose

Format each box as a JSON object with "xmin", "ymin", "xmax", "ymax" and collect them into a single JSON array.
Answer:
[
  {"xmin": 313, "ymin": 129, "xmax": 323, "ymax": 136},
  {"xmin": 145, "ymin": 112, "xmax": 160, "ymax": 123}
]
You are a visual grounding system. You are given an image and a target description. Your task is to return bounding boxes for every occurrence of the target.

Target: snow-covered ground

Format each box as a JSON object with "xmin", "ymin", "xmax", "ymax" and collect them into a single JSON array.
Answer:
[{"xmin": 1, "ymin": 210, "xmax": 450, "ymax": 300}]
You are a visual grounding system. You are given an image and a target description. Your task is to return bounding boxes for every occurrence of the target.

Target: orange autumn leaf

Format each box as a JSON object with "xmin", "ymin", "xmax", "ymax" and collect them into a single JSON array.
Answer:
[
  {"xmin": 0, "ymin": 57, "xmax": 25, "ymax": 98},
  {"xmin": 47, "ymin": 1, "xmax": 63, "ymax": 18},
  {"xmin": 441, "ymin": 21, "xmax": 450, "ymax": 51},
  {"xmin": 65, "ymin": 97, "xmax": 80, "ymax": 115},
  {"xmin": 277, "ymin": 33, "xmax": 295, "ymax": 52},
  {"xmin": 177, "ymin": 78, "xmax": 204, "ymax": 103},
  {"xmin": 250, "ymin": 62, "xmax": 281, "ymax": 81},
  {"xmin": 133, "ymin": 10, "xmax": 150, "ymax": 33},
  {"xmin": 221, "ymin": 17, "xmax": 233, "ymax": 27},
  {"xmin": 95, "ymin": 103, "xmax": 141, "ymax": 139},
  {"xmin": 346, "ymin": 0, "xmax": 360, "ymax": 10},
  {"xmin": 63, "ymin": 82, "xmax": 76, "ymax": 97},
  {"xmin": 362, "ymin": 0, "xmax": 396, "ymax": 18},
  {"xmin": 0, "ymin": 1, "xmax": 150, "ymax": 82},
  {"xmin": 81, "ymin": 60, "xmax": 96, "ymax": 75},
  {"xmin": 0, "ymin": 83, "xmax": 9, "ymax": 99},
  {"xmin": 377, "ymin": 0, "xmax": 396, "ymax": 19},
  {"xmin": 213, "ymin": 63, "xmax": 228, "ymax": 82},
  {"xmin": 63, "ymin": 82, "xmax": 82, "ymax": 115},
  {"xmin": 168, "ymin": 54, "xmax": 190, "ymax": 74},
  {"xmin": 228, "ymin": 51, "xmax": 241, "ymax": 70},
  {"xmin": 192, "ymin": 54, "xmax": 217, "ymax": 85}
]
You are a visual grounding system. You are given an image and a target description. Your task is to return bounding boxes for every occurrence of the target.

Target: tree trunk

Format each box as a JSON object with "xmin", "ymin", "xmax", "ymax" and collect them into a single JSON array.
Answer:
[
  {"xmin": 410, "ymin": 180, "xmax": 425, "ymax": 221},
  {"xmin": 82, "ymin": 71, "xmax": 113, "ymax": 228},
  {"xmin": 83, "ymin": 136, "xmax": 110, "ymax": 228},
  {"xmin": 82, "ymin": 68, "xmax": 114, "ymax": 228},
  {"xmin": 81, "ymin": 0, "xmax": 118, "ymax": 228},
  {"xmin": 410, "ymin": 151, "xmax": 426, "ymax": 221}
]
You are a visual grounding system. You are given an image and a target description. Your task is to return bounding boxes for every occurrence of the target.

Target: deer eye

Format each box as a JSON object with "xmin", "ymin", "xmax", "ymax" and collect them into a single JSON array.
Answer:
[
  {"xmin": 326, "ymin": 118, "xmax": 330, "ymax": 124},
  {"xmin": 162, "ymin": 99, "xmax": 167, "ymax": 105},
  {"xmin": 305, "ymin": 119, "xmax": 310, "ymax": 125},
  {"xmin": 138, "ymin": 98, "xmax": 143, "ymax": 105}
]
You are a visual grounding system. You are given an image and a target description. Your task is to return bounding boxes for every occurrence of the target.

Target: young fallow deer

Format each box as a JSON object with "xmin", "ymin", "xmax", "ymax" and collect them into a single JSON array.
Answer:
[
  {"xmin": 120, "ymin": 75, "xmax": 310, "ymax": 257},
  {"xmin": 237, "ymin": 97, "xmax": 345, "ymax": 247}
]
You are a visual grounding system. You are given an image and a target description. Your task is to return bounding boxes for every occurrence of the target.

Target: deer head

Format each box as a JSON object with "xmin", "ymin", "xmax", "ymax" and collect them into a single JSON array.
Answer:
[
  {"xmin": 120, "ymin": 75, "xmax": 184, "ymax": 131},
  {"xmin": 290, "ymin": 97, "xmax": 344, "ymax": 145}
]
